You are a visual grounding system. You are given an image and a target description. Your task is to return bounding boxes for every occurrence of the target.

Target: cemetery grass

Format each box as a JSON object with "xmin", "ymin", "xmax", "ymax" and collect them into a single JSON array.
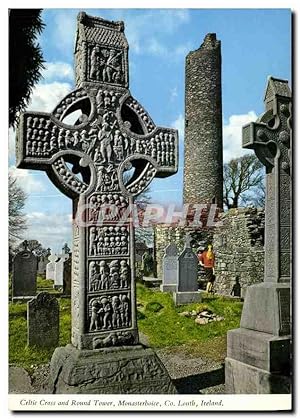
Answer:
[
  {"xmin": 9, "ymin": 298, "xmax": 71, "ymax": 373},
  {"xmin": 9, "ymin": 284, "xmax": 242, "ymax": 371},
  {"xmin": 136, "ymin": 283, "xmax": 243, "ymax": 361}
]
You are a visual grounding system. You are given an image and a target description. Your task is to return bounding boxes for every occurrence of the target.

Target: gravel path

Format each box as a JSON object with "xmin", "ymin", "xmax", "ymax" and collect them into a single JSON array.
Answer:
[
  {"xmin": 156, "ymin": 348, "xmax": 225, "ymax": 394},
  {"xmin": 9, "ymin": 347, "xmax": 225, "ymax": 394}
]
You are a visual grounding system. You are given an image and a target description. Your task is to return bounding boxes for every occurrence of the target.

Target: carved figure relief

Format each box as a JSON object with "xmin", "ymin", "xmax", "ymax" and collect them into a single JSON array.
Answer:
[
  {"xmin": 89, "ymin": 46, "xmax": 125, "ymax": 85},
  {"xmin": 88, "ymin": 225, "xmax": 129, "ymax": 256},
  {"xmin": 88, "ymin": 293, "xmax": 131, "ymax": 331},
  {"xmin": 89, "ymin": 259, "xmax": 130, "ymax": 291},
  {"xmin": 16, "ymin": 13, "xmax": 179, "ymax": 350},
  {"xmin": 93, "ymin": 330, "xmax": 135, "ymax": 349},
  {"xmin": 88, "ymin": 193, "xmax": 128, "ymax": 223}
]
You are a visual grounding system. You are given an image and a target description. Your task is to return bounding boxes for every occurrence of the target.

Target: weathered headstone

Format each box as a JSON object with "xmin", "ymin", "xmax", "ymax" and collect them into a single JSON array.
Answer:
[
  {"xmin": 173, "ymin": 235, "xmax": 202, "ymax": 305},
  {"xmin": 37, "ymin": 248, "xmax": 51, "ymax": 276},
  {"xmin": 160, "ymin": 243, "xmax": 178, "ymax": 293},
  {"xmin": 27, "ymin": 292, "xmax": 59, "ymax": 348},
  {"xmin": 63, "ymin": 254, "xmax": 72, "ymax": 296},
  {"xmin": 46, "ymin": 252, "xmax": 57, "ymax": 280},
  {"xmin": 16, "ymin": 12, "xmax": 178, "ymax": 394},
  {"xmin": 225, "ymin": 77, "xmax": 292, "ymax": 394},
  {"xmin": 12, "ymin": 241, "xmax": 37, "ymax": 302}
]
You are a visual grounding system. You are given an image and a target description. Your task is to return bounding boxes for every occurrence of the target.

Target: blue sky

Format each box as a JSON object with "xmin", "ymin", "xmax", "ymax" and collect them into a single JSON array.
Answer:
[{"xmin": 8, "ymin": 8, "xmax": 291, "ymax": 251}]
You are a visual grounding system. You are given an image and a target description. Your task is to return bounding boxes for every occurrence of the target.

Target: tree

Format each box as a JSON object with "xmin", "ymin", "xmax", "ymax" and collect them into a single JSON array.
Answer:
[
  {"xmin": 223, "ymin": 154, "xmax": 265, "ymax": 209},
  {"xmin": 16, "ymin": 239, "xmax": 47, "ymax": 257},
  {"xmin": 9, "ymin": 9, "xmax": 45, "ymax": 127},
  {"xmin": 9, "ymin": 173, "xmax": 27, "ymax": 250}
]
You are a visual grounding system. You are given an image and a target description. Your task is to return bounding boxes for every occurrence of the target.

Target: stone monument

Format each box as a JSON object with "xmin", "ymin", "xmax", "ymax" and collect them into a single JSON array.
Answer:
[
  {"xmin": 225, "ymin": 77, "xmax": 292, "ymax": 394},
  {"xmin": 37, "ymin": 248, "xmax": 51, "ymax": 276},
  {"xmin": 183, "ymin": 33, "xmax": 223, "ymax": 209},
  {"xmin": 173, "ymin": 235, "xmax": 202, "ymax": 305},
  {"xmin": 16, "ymin": 12, "xmax": 178, "ymax": 394},
  {"xmin": 53, "ymin": 250, "xmax": 69, "ymax": 289},
  {"xmin": 12, "ymin": 240, "xmax": 37, "ymax": 302},
  {"xmin": 160, "ymin": 243, "xmax": 178, "ymax": 293},
  {"xmin": 27, "ymin": 292, "xmax": 59, "ymax": 348},
  {"xmin": 46, "ymin": 252, "xmax": 57, "ymax": 280},
  {"xmin": 63, "ymin": 255, "xmax": 72, "ymax": 296}
]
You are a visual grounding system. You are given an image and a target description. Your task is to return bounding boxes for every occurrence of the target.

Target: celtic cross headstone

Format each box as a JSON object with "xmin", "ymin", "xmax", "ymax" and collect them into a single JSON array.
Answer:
[
  {"xmin": 225, "ymin": 77, "xmax": 292, "ymax": 394},
  {"xmin": 46, "ymin": 252, "xmax": 58, "ymax": 281},
  {"xmin": 16, "ymin": 12, "xmax": 178, "ymax": 394}
]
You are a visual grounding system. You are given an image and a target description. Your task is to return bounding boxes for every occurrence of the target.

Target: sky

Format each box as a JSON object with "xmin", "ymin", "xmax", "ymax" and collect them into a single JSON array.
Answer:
[{"xmin": 8, "ymin": 8, "xmax": 291, "ymax": 251}]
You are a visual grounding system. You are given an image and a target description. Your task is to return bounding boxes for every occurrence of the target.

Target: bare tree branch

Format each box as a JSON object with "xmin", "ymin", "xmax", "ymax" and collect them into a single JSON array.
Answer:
[{"xmin": 223, "ymin": 154, "xmax": 265, "ymax": 209}]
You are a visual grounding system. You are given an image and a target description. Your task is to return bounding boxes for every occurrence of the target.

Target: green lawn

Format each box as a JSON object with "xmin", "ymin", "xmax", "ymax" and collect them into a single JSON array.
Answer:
[
  {"xmin": 9, "ymin": 284, "xmax": 243, "ymax": 371},
  {"xmin": 136, "ymin": 283, "xmax": 243, "ymax": 359},
  {"xmin": 9, "ymin": 298, "xmax": 71, "ymax": 372}
]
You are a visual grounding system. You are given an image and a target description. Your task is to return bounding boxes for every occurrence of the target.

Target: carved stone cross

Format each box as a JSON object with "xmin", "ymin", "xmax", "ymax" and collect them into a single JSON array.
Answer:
[
  {"xmin": 242, "ymin": 77, "xmax": 292, "ymax": 283},
  {"xmin": 16, "ymin": 12, "xmax": 178, "ymax": 350},
  {"xmin": 225, "ymin": 78, "xmax": 292, "ymax": 394}
]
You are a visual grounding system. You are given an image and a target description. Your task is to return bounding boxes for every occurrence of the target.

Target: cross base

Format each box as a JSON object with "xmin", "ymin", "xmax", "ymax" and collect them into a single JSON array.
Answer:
[
  {"xmin": 225, "ymin": 357, "xmax": 291, "ymax": 394},
  {"xmin": 240, "ymin": 283, "xmax": 290, "ymax": 336},
  {"xmin": 225, "ymin": 282, "xmax": 291, "ymax": 394},
  {"xmin": 50, "ymin": 344, "xmax": 177, "ymax": 394}
]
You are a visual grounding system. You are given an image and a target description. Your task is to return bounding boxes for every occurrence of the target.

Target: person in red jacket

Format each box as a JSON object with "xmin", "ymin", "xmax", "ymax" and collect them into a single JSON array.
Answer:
[{"xmin": 198, "ymin": 244, "xmax": 215, "ymax": 293}]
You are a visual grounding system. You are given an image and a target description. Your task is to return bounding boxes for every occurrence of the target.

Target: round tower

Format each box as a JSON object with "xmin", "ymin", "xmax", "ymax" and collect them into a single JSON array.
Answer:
[{"xmin": 183, "ymin": 33, "xmax": 223, "ymax": 209}]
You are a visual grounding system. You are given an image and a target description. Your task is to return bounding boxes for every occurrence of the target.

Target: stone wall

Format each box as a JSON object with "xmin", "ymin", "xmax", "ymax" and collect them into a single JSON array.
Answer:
[
  {"xmin": 183, "ymin": 33, "xmax": 223, "ymax": 209},
  {"xmin": 213, "ymin": 208, "xmax": 265, "ymax": 296},
  {"xmin": 153, "ymin": 208, "xmax": 265, "ymax": 296}
]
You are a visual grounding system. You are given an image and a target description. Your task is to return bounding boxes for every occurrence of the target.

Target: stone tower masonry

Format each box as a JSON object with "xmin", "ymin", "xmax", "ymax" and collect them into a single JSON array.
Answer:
[{"xmin": 183, "ymin": 33, "xmax": 223, "ymax": 209}]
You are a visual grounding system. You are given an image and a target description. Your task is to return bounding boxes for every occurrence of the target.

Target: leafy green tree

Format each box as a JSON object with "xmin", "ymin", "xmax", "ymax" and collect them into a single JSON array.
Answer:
[{"xmin": 9, "ymin": 9, "xmax": 45, "ymax": 127}]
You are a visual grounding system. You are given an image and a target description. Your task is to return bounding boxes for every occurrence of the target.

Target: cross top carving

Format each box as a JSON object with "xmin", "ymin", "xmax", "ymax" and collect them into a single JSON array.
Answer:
[
  {"xmin": 48, "ymin": 252, "xmax": 58, "ymax": 264},
  {"xmin": 16, "ymin": 14, "xmax": 178, "ymax": 201},
  {"xmin": 242, "ymin": 77, "xmax": 291, "ymax": 173},
  {"xmin": 242, "ymin": 76, "xmax": 292, "ymax": 283},
  {"xmin": 16, "ymin": 12, "xmax": 179, "ymax": 351}
]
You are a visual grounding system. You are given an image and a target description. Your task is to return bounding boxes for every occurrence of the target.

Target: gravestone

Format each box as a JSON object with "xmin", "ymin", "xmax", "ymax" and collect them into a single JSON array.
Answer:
[
  {"xmin": 16, "ymin": 12, "xmax": 178, "ymax": 394},
  {"xmin": 46, "ymin": 252, "xmax": 57, "ymax": 280},
  {"xmin": 12, "ymin": 241, "xmax": 37, "ymax": 302},
  {"xmin": 27, "ymin": 292, "xmax": 59, "ymax": 348},
  {"xmin": 63, "ymin": 254, "xmax": 72, "ymax": 296},
  {"xmin": 225, "ymin": 77, "xmax": 292, "ymax": 394},
  {"xmin": 53, "ymin": 253, "xmax": 69, "ymax": 289},
  {"xmin": 173, "ymin": 235, "xmax": 202, "ymax": 305},
  {"xmin": 37, "ymin": 248, "xmax": 51, "ymax": 276},
  {"xmin": 160, "ymin": 243, "xmax": 178, "ymax": 293}
]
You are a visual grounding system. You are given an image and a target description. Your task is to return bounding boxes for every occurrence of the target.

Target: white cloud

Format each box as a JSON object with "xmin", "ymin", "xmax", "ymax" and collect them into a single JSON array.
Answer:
[
  {"xmin": 9, "ymin": 166, "xmax": 46, "ymax": 194},
  {"xmin": 24, "ymin": 212, "xmax": 72, "ymax": 252},
  {"xmin": 120, "ymin": 9, "xmax": 191, "ymax": 58},
  {"xmin": 42, "ymin": 62, "xmax": 73, "ymax": 82},
  {"xmin": 170, "ymin": 86, "xmax": 178, "ymax": 101},
  {"xmin": 27, "ymin": 82, "xmax": 72, "ymax": 113},
  {"xmin": 171, "ymin": 113, "xmax": 184, "ymax": 141},
  {"xmin": 8, "ymin": 82, "xmax": 72, "ymax": 159},
  {"xmin": 223, "ymin": 111, "xmax": 258, "ymax": 163}
]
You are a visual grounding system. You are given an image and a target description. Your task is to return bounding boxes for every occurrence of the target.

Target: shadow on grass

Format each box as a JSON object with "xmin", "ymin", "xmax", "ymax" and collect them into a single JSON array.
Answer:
[{"xmin": 173, "ymin": 364, "xmax": 225, "ymax": 394}]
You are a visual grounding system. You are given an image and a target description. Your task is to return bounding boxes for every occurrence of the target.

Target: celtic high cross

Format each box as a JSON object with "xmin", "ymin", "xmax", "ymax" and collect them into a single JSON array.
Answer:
[
  {"xmin": 243, "ymin": 77, "xmax": 291, "ymax": 286},
  {"xmin": 16, "ymin": 12, "xmax": 178, "ymax": 350}
]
